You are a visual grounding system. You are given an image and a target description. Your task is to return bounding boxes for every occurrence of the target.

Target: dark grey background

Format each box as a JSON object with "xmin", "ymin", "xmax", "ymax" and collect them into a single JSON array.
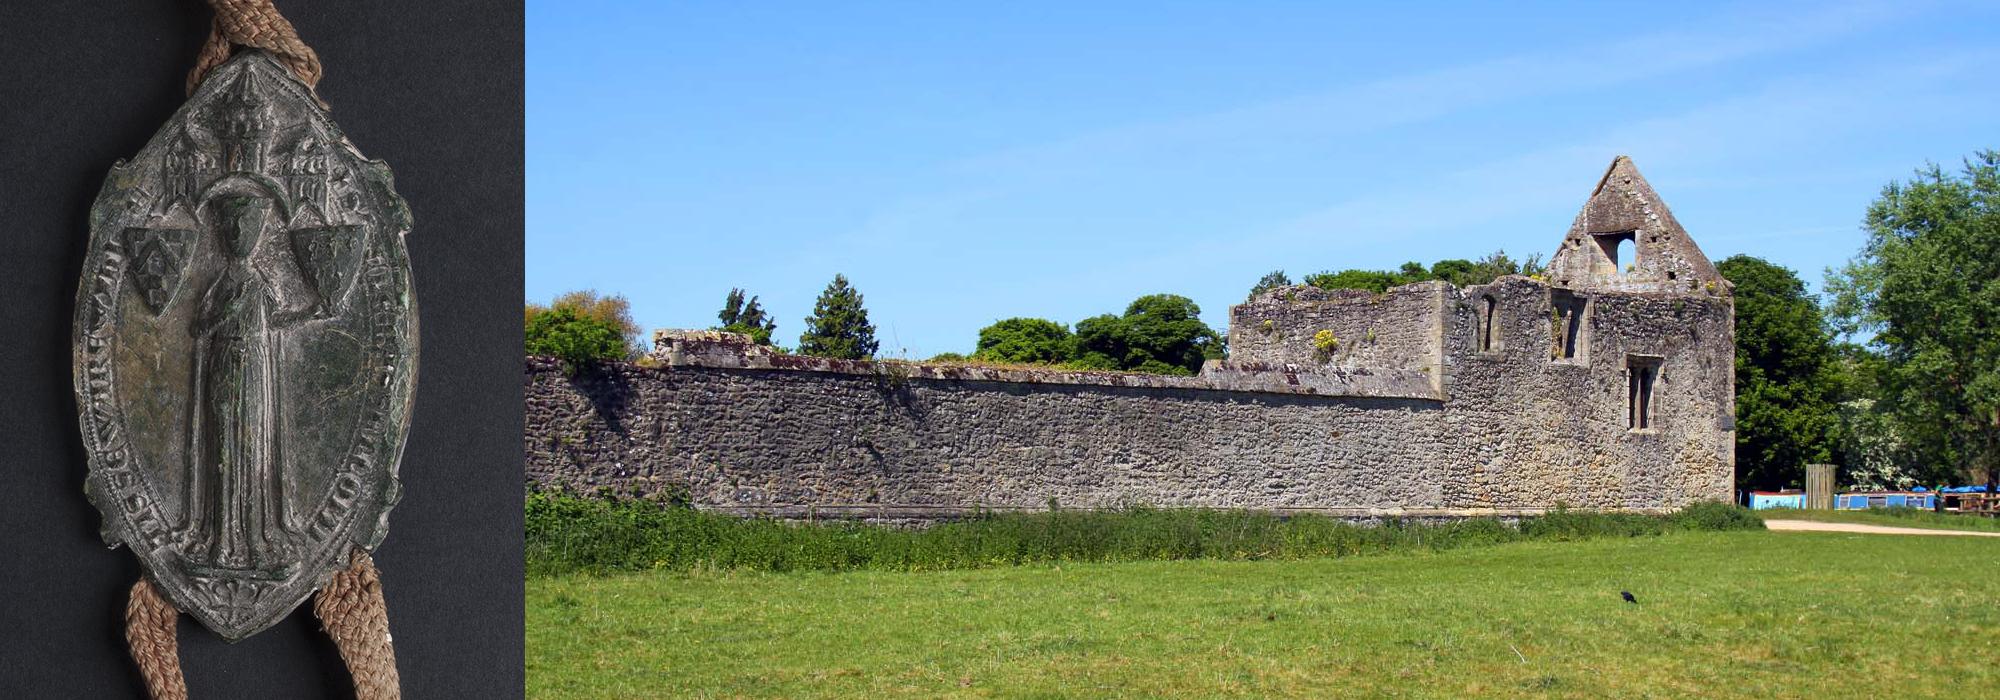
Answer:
[{"xmin": 0, "ymin": 1, "xmax": 524, "ymax": 697}]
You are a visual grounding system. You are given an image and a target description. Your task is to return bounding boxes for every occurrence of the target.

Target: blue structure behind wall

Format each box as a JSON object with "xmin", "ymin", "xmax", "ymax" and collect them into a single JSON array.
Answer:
[{"xmin": 1748, "ymin": 490, "xmax": 1949, "ymax": 510}]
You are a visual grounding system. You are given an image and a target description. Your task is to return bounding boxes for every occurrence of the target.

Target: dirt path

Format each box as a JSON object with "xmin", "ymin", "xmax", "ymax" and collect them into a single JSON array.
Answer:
[{"xmin": 1763, "ymin": 519, "xmax": 2000, "ymax": 538}]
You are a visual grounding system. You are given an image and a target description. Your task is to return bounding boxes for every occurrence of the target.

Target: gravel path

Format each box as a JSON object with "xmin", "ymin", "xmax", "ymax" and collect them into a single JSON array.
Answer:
[{"xmin": 1762, "ymin": 519, "xmax": 2000, "ymax": 538}]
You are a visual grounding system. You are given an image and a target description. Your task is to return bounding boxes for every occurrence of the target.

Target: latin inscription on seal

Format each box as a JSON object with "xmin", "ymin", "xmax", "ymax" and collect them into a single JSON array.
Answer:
[{"xmin": 74, "ymin": 51, "xmax": 417, "ymax": 641}]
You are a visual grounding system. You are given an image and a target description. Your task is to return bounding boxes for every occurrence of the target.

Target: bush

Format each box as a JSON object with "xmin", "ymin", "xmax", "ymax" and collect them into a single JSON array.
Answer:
[
  {"xmin": 525, "ymin": 306, "xmax": 629, "ymax": 372},
  {"xmin": 1666, "ymin": 501, "xmax": 1766, "ymax": 531}
]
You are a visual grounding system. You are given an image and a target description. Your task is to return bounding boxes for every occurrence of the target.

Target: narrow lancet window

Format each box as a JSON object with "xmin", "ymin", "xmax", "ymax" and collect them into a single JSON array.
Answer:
[
  {"xmin": 1479, "ymin": 295, "xmax": 1498, "ymax": 352},
  {"xmin": 1549, "ymin": 290, "xmax": 1586, "ymax": 361},
  {"xmin": 1627, "ymin": 356, "xmax": 1662, "ymax": 430}
]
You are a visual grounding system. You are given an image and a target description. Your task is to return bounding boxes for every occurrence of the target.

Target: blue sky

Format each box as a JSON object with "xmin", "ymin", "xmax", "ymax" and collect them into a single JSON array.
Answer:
[{"xmin": 527, "ymin": 0, "xmax": 2000, "ymax": 358}]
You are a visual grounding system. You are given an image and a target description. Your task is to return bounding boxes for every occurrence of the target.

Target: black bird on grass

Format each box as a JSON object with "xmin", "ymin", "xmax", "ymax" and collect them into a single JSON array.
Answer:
[{"xmin": 1621, "ymin": 591, "xmax": 1638, "ymax": 604}]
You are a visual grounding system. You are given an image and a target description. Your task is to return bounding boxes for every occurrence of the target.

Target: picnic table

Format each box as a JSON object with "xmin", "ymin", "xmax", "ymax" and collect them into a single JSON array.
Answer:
[{"xmin": 1941, "ymin": 492, "xmax": 1999, "ymax": 516}]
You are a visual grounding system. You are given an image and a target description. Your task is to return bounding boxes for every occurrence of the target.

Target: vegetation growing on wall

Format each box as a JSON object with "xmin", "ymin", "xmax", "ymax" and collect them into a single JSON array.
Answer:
[
  {"xmin": 525, "ymin": 290, "xmax": 644, "ymax": 371},
  {"xmin": 1311, "ymin": 329, "xmax": 1339, "ymax": 362}
]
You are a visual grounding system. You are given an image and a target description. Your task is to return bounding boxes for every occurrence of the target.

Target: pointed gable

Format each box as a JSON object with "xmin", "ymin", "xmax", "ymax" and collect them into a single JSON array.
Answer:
[{"xmin": 1545, "ymin": 156, "xmax": 1725, "ymax": 293}]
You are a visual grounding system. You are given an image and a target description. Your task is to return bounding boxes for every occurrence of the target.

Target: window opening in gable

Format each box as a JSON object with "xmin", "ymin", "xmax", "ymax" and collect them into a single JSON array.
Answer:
[{"xmin": 1593, "ymin": 231, "xmax": 1636, "ymax": 275}]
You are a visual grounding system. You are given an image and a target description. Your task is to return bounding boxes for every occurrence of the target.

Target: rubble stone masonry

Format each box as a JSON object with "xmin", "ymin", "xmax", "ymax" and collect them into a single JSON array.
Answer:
[{"xmin": 525, "ymin": 157, "xmax": 1735, "ymax": 519}]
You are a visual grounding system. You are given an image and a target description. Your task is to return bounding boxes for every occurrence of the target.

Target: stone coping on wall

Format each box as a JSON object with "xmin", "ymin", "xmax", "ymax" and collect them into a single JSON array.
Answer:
[{"xmin": 643, "ymin": 329, "xmax": 1445, "ymax": 401}]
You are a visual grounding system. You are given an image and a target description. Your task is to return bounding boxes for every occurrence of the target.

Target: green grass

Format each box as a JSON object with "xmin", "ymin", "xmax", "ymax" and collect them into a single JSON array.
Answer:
[
  {"xmin": 1757, "ymin": 506, "xmax": 2000, "ymax": 533},
  {"xmin": 528, "ymin": 530, "xmax": 2000, "ymax": 699},
  {"xmin": 526, "ymin": 493, "xmax": 1761, "ymax": 576}
]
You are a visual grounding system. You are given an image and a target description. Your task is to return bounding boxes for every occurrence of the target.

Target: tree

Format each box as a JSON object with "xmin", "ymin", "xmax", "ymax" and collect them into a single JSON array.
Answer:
[
  {"xmin": 972, "ymin": 318, "xmax": 1075, "ymax": 365},
  {"xmin": 715, "ymin": 288, "xmax": 777, "ymax": 345},
  {"xmin": 1304, "ymin": 251, "xmax": 1545, "ymax": 293},
  {"xmin": 1072, "ymin": 294, "xmax": 1222, "ymax": 375},
  {"xmin": 525, "ymin": 306, "xmax": 628, "ymax": 372},
  {"xmin": 1069, "ymin": 314, "xmax": 1128, "ymax": 371},
  {"xmin": 1427, "ymin": 259, "xmax": 1479, "ymax": 287},
  {"xmin": 1247, "ymin": 270, "xmax": 1293, "ymax": 301},
  {"xmin": 1469, "ymin": 249, "xmax": 1544, "ymax": 282},
  {"xmin": 1718, "ymin": 255, "xmax": 1843, "ymax": 491},
  {"xmin": 1828, "ymin": 151, "xmax": 2000, "ymax": 491},
  {"xmin": 1828, "ymin": 344, "xmax": 1919, "ymax": 489},
  {"xmin": 1304, "ymin": 268, "xmax": 1414, "ymax": 293},
  {"xmin": 798, "ymin": 274, "xmax": 879, "ymax": 360},
  {"xmin": 525, "ymin": 290, "xmax": 643, "ymax": 368}
]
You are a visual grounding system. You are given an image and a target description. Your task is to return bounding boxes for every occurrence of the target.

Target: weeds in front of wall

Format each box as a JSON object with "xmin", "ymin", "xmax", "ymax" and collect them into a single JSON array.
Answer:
[{"xmin": 525, "ymin": 494, "xmax": 1761, "ymax": 577}]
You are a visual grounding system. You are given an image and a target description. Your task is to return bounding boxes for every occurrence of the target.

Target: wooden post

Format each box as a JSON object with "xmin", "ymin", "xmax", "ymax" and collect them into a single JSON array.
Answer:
[{"xmin": 1805, "ymin": 464, "xmax": 1836, "ymax": 510}]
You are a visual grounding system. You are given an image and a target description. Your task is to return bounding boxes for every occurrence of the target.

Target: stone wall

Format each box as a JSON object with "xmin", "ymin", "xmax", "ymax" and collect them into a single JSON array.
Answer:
[
  {"xmin": 524, "ymin": 278, "xmax": 1732, "ymax": 518},
  {"xmin": 1228, "ymin": 281, "xmax": 1446, "ymax": 376},
  {"xmin": 523, "ymin": 156, "xmax": 1736, "ymax": 520}
]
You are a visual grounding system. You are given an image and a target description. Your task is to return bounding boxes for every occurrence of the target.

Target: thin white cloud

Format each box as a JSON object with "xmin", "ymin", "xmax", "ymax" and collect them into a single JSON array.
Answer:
[
  {"xmin": 943, "ymin": 0, "xmax": 1926, "ymax": 180},
  {"xmin": 810, "ymin": 0, "xmax": 1936, "ymax": 267}
]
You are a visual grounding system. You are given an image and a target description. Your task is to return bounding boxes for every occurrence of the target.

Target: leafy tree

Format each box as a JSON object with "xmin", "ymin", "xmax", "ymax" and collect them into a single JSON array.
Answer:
[
  {"xmin": 798, "ymin": 274, "xmax": 879, "ymax": 360},
  {"xmin": 1718, "ymin": 255, "xmax": 1843, "ymax": 491},
  {"xmin": 1072, "ymin": 294, "xmax": 1222, "ymax": 375},
  {"xmin": 1247, "ymin": 270, "xmax": 1293, "ymax": 301},
  {"xmin": 1469, "ymin": 249, "xmax": 1544, "ymax": 282},
  {"xmin": 1828, "ymin": 151, "xmax": 2000, "ymax": 491},
  {"xmin": 1427, "ymin": 259, "xmax": 1479, "ymax": 287},
  {"xmin": 929, "ymin": 352, "xmax": 969, "ymax": 362},
  {"xmin": 1827, "ymin": 344, "xmax": 1918, "ymax": 489},
  {"xmin": 525, "ymin": 290, "xmax": 643, "ymax": 368},
  {"xmin": 715, "ymin": 287, "xmax": 777, "ymax": 345},
  {"xmin": 1837, "ymin": 397, "xmax": 1920, "ymax": 490},
  {"xmin": 1304, "ymin": 268, "xmax": 1415, "ymax": 294},
  {"xmin": 1304, "ymin": 251, "xmax": 1546, "ymax": 293},
  {"xmin": 972, "ymin": 318, "xmax": 1075, "ymax": 365},
  {"xmin": 1069, "ymin": 314, "xmax": 1128, "ymax": 371},
  {"xmin": 525, "ymin": 306, "xmax": 628, "ymax": 372}
]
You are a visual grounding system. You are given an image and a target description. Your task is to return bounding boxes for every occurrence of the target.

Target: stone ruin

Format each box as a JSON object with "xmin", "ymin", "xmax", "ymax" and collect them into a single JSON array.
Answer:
[{"xmin": 525, "ymin": 156, "xmax": 1735, "ymax": 519}]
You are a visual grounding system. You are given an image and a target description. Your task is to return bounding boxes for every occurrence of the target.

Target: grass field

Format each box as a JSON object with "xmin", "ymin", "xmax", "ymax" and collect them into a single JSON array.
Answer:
[
  {"xmin": 528, "ymin": 530, "xmax": 2000, "ymax": 699},
  {"xmin": 1758, "ymin": 506, "xmax": 2000, "ymax": 533}
]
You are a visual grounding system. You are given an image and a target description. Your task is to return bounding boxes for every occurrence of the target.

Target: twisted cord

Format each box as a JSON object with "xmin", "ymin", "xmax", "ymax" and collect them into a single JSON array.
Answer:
[
  {"xmin": 126, "ymin": 579, "xmax": 189, "ymax": 700},
  {"xmin": 125, "ymin": 551, "xmax": 400, "ymax": 699},
  {"xmin": 186, "ymin": 0, "xmax": 322, "ymax": 94},
  {"xmin": 314, "ymin": 548, "xmax": 402, "ymax": 700}
]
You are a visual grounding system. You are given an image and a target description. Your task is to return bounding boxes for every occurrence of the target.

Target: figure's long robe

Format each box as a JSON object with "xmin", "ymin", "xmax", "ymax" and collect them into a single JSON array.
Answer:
[{"xmin": 186, "ymin": 265, "xmax": 285, "ymax": 571}]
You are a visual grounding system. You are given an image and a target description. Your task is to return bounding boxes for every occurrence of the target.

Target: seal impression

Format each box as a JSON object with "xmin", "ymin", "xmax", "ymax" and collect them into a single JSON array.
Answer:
[{"xmin": 74, "ymin": 50, "xmax": 417, "ymax": 641}]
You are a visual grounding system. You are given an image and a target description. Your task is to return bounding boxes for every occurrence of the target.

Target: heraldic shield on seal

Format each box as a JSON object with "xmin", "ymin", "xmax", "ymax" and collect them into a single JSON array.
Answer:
[{"xmin": 73, "ymin": 50, "xmax": 418, "ymax": 642}]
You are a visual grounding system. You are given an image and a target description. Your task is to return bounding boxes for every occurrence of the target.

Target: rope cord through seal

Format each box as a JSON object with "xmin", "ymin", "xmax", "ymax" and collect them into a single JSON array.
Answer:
[
  {"xmin": 124, "ymin": 548, "xmax": 401, "ymax": 699},
  {"xmin": 185, "ymin": 0, "xmax": 322, "ymax": 95}
]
